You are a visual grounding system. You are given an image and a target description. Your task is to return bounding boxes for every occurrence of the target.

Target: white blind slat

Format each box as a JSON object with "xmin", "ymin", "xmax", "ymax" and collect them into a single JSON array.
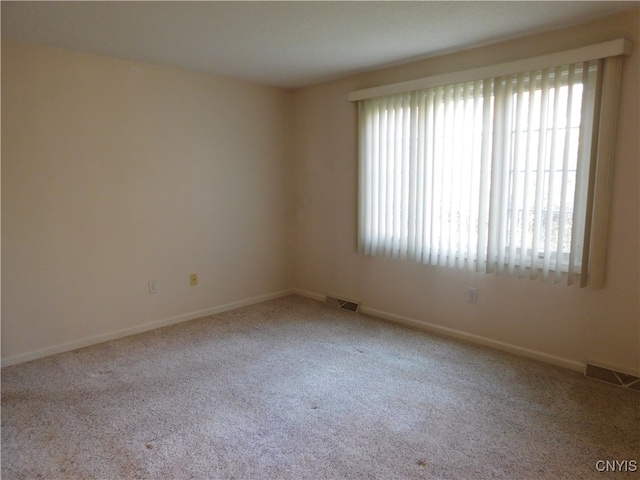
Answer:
[
  {"xmin": 588, "ymin": 56, "xmax": 624, "ymax": 288},
  {"xmin": 555, "ymin": 64, "xmax": 576, "ymax": 281},
  {"xmin": 477, "ymin": 79, "xmax": 491, "ymax": 271}
]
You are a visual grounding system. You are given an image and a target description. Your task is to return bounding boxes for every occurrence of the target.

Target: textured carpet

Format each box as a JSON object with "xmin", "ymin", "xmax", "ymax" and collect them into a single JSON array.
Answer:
[{"xmin": 2, "ymin": 295, "xmax": 638, "ymax": 479}]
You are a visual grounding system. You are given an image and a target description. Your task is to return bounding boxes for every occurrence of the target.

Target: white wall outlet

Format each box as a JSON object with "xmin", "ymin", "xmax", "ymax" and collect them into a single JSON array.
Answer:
[
  {"xmin": 148, "ymin": 280, "xmax": 158, "ymax": 295},
  {"xmin": 190, "ymin": 273, "xmax": 198, "ymax": 286},
  {"xmin": 467, "ymin": 287, "xmax": 477, "ymax": 303}
]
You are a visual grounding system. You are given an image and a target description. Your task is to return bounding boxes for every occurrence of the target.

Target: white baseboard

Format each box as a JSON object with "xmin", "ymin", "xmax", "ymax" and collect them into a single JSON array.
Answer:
[
  {"xmin": 293, "ymin": 289, "xmax": 585, "ymax": 373},
  {"xmin": 292, "ymin": 289, "xmax": 325, "ymax": 302},
  {"xmin": 3, "ymin": 289, "xmax": 599, "ymax": 374},
  {"xmin": 1, "ymin": 289, "xmax": 294, "ymax": 367}
]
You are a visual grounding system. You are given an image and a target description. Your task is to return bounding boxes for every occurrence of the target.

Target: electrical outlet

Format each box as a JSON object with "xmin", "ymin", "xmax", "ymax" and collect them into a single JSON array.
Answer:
[
  {"xmin": 148, "ymin": 280, "xmax": 158, "ymax": 295},
  {"xmin": 190, "ymin": 273, "xmax": 198, "ymax": 286},
  {"xmin": 467, "ymin": 287, "xmax": 477, "ymax": 303}
]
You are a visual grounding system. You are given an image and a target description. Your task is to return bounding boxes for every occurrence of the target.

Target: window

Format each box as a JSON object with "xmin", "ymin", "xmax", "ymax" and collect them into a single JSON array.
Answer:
[{"xmin": 351, "ymin": 40, "xmax": 630, "ymax": 287}]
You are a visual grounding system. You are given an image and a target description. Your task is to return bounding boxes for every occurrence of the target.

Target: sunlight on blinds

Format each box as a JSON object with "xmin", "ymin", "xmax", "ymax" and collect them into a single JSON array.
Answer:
[{"xmin": 358, "ymin": 62, "xmax": 600, "ymax": 284}]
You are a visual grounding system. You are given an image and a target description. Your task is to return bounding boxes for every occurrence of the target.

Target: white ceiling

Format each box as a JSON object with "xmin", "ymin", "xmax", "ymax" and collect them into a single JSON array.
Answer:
[{"xmin": 1, "ymin": 1, "xmax": 637, "ymax": 89}]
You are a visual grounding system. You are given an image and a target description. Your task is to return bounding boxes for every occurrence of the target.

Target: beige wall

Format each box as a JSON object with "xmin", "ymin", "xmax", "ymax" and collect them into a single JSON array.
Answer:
[
  {"xmin": 2, "ymin": 9, "xmax": 638, "ymax": 374},
  {"xmin": 1, "ymin": 41, "xmax": 293, "ymax": 364},
  {"xmin": 292, "ymin": 10, "xmax": 640, "ymax": 374}
]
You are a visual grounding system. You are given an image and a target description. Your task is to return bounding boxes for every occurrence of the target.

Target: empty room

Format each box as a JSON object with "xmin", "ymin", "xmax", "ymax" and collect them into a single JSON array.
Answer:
[{"xmin": 1, "ymin": 1, "xmax": 639, "ymax": 478}]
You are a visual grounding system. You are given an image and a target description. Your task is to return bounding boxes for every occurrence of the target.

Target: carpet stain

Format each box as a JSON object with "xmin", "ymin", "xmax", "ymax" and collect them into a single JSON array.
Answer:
[
  {"xmin": 146, "ymin": 444, "xmax": 154, "ymax": 450},
  {"xmin": 417, "ymin": 460, "xmax": 427, "ymax": 467}
]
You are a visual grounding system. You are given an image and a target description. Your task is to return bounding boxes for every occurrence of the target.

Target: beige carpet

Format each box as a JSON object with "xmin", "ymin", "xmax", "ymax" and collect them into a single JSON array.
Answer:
[{"xmin": 2, "ymin": 295, "xmax": 638, "ymax": 479}]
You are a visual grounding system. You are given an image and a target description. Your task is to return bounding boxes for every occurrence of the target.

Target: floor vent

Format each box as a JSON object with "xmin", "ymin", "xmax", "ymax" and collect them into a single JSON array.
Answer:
[
  {"xmin": 585, "ymin": 363, "xmax": 640, "ymax": 391},
  {"xmin": 325, "ymin": 295, "xmax": 360, "ymax": 313}
]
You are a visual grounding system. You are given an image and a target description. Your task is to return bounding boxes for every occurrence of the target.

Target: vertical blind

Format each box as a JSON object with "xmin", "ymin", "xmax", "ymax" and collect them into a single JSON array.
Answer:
[{"xmin": 353, "ymin": 40, "xmax": 630, "ymax": 286}]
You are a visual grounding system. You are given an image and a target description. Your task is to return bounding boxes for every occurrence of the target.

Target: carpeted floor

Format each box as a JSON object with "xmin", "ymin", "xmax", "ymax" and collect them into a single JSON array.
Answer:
[{"xmin": 2, "ymin": 295, "xmax": 638, "ymax": 479}]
